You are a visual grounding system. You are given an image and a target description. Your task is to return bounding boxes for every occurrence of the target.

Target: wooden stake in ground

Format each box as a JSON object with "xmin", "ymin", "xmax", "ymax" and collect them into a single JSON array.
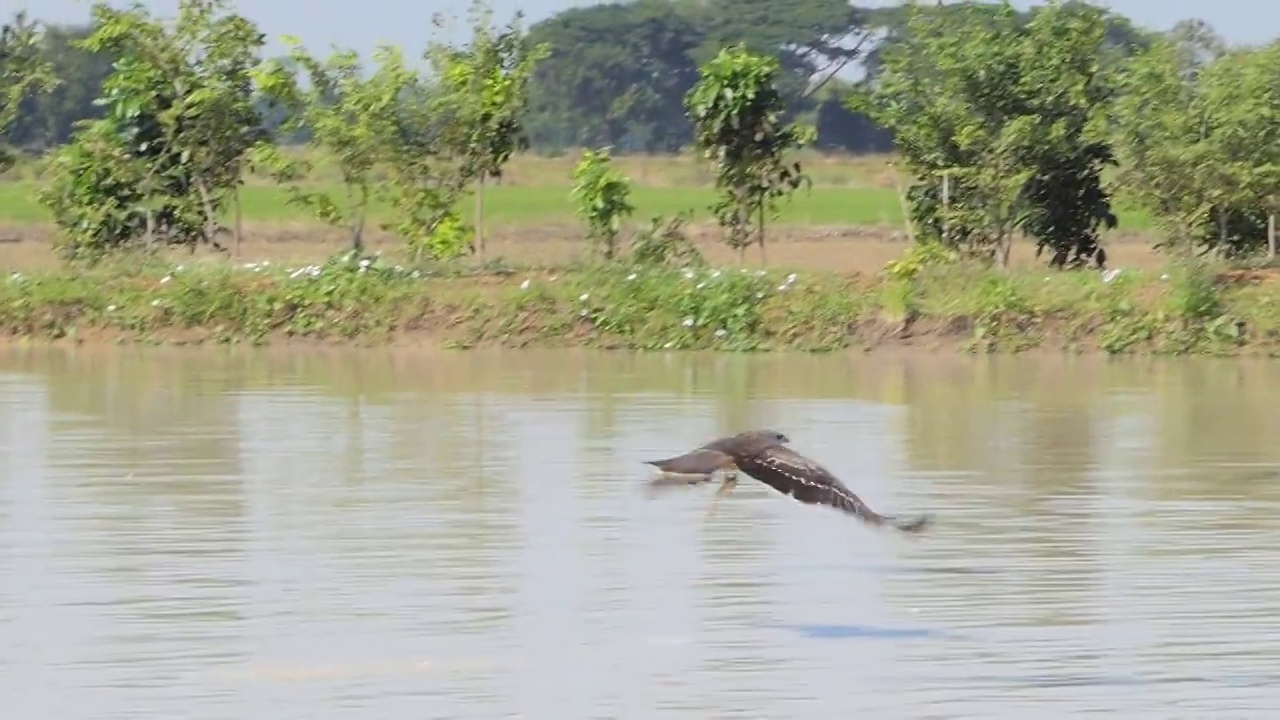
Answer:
[{"xmin": 1269, "ymin": 213, "xmax": 1276, "ymax": 259}]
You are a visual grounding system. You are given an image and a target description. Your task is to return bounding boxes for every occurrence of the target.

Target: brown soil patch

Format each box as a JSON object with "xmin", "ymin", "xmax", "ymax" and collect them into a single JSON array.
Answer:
[
  {"xmin": 0, "ymin": 220, "xmax": 1170, "ymax": 275},
  {"xmin": 1216, "ymin": 267, "xmax": 1280, "ymax": 286}
]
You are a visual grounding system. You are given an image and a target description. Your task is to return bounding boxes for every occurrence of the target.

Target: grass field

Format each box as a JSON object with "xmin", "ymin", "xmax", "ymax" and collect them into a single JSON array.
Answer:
[
  {"xmin": 0, "ymin": 181, "xmax": 918, "ymax": 226},
  {"xmin": 0, "ymin": 149, "xmax": 1161, "ymax": 274}
]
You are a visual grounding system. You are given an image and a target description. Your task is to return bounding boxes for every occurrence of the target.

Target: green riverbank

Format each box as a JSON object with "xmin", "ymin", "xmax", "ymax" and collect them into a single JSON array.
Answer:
[{"xmin": 1, "ymin": 251, "xmax": 1274, "ymax": 355}]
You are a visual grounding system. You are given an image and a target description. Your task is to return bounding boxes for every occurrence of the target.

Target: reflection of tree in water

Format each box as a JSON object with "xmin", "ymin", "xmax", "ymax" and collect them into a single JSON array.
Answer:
[
  {"xmin": 900, "ymin": 358, "xmax": 1000, "ymax": 475},
  {"xmin": 1005, "ymin": 378, "xmax": 1102, "ymax": 631},
  {"xmin": 1148, "ymin": 361, "xmax": 1280, "ymax": 505},
  {"xmin": 24, "ymin": 349, "xmax": 249, "ymax": 650},
  {"xmin": 893, "ymin": 357, "xmax": 1107, "ymax": 631},
  {"xmin": 37, "ymin": 349, "xmax": 246, "ymax": 529}
]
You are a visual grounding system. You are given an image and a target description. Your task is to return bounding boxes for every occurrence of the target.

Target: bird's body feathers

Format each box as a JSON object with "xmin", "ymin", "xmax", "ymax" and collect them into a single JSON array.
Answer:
[
  {"xmin": 643, "ymin": 447, "xmax": 736, "ymax": 476},
  {"xmin": 642, "ymin": 429, "xmax": 790, "ymax": 478}
]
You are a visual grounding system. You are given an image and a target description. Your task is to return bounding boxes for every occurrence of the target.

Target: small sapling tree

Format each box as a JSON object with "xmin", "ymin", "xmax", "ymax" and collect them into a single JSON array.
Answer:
[
  {"xmin": 570, "ymin": 147, "xmax": 634, "ymax": 261},
  {"xmin": 685, "ymin": 44, "xmax": 813, "ymax": 265},
  {"xmin": 256, "ymin": 40, "xmax": 414, "ymax": 255},
  {"xmin": 427, "ymin": 1, "xmax": 548, "ymax": 260}
]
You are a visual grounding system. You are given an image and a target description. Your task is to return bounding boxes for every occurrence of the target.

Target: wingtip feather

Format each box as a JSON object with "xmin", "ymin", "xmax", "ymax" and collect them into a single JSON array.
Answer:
[{"xmin": 892, "ymin": 514, "xmax": 933, "ymax": 534}]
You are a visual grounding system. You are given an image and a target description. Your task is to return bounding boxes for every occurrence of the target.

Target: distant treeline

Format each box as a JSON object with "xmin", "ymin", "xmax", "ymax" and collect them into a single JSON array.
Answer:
[{"xmin": 6, "ymin": 0, "xmax": 1158, "ymax": 156}]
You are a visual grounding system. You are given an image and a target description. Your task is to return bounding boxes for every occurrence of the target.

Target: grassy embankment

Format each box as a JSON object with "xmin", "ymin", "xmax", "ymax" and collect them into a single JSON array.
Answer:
[{"xmin": 1, "ymin": 151, "xmax": 1276, "ymax": 355}]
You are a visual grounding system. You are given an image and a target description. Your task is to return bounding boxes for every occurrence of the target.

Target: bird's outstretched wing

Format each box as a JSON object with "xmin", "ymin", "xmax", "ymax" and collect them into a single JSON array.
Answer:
[{"xmin": 735, "ymin": 445, "xmax": 932, "ymax": 534}]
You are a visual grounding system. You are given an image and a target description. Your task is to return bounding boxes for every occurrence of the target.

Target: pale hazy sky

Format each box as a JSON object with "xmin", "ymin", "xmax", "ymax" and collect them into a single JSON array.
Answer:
[{"xmin": 15, "ymin": 0, "xmax": 1277, "ymax": 61}]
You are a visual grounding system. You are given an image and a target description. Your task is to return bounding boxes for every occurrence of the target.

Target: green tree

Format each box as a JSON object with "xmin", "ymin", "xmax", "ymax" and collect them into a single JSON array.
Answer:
[
  {"xmin": 1012, "ymin": 3, "xmax": 1121, "ymax": 268},
  {"xmin": 427, "ymin": 1, "xmax": 547, "ymax": 259},
  {"xmin": 255, "ymin": 40, "xmax": 415, "ymax": 254},
  {"xmin": 0, "ymin": 11, "xmax": 58, "ymax": 169},
  {"xmin": 39, "ymin": 0, "xmax": 269, "ymax": 261},
  {"xmin": 1110, "ymin": 34, "xmax": 1278, "ymax": 257},
  {"xmin": 849, "ymin": 0, "xmax": 1119, "ymax": 268},
  {"xmin": 1194, "ymin": 40, "xmax": 1280, "ymax": 257},
  {"xmin": 686, "ymin": 44, "xmax": 812, "ymax": 264}
]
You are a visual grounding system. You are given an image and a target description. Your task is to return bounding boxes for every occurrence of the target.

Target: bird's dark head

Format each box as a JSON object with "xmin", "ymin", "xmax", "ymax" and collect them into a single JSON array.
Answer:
[{"xmin": 752, "ymin": 429, "xmax": 790, "ymax": 446}]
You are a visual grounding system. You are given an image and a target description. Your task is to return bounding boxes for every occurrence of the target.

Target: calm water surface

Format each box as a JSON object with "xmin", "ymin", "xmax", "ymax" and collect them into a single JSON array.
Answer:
[{"xmin": 2, "ymin": 347, "xmax": 1280, "ymax": 719}]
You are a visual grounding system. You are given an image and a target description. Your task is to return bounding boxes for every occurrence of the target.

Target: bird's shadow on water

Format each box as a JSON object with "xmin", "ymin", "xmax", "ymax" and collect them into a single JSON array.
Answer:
[
  {"xmin": 774, "ymin": 623, "xmax": 949, "ymax": 641},
  {"xmin": 763, "ymin": 564, "xmax": 1000, "ymax": 642},
  {"xmin": 857, "ymin": 562, "xmax": 1004, "ymax": 577}
]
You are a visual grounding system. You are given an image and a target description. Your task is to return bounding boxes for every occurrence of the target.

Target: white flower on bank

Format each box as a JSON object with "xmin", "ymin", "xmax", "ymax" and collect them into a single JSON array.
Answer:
[
  {"xmin": 715, "ymin": 328, "xmax": 727, "ymax": 338},
  {"xmin": 520, "ymin": 279, "xmax": 531, "ymax": 290},
  {"xmin": 682, "ymin": 317, "xmax": 694, "ymax": 327},
  {"xmin": 579, "ymin": 293, "xmax": 590, "ymax": 302}
]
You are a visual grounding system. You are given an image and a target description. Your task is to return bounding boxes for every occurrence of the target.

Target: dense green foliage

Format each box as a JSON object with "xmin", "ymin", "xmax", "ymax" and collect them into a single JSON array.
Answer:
[
  {"xmin": 844, "ymin": 1, "xmax": 1277, "ymax": 264},
  {"xmin": 0, "ymin": 0, "xmax": 1276, "ymax": 274},
  {"xmin": 849, "ymin": 2, "xmax": 1120, "ymax": 267},
  {"xmin": 1111, "ymin": 29, "xmax": 1280, "ymax": 257}
]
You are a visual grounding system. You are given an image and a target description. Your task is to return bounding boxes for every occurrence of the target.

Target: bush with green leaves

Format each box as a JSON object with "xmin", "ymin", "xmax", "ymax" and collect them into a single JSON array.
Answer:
[
  {"xmin": 38, "ymin": 0, "xmax": 269, "ymax": 262},
  {"xmin": 629, "ymin": 212, "xmax": 705, "ymax": 268},
  {"xmin": 570, "ymin": 147, "xmax": 635, "ymax": 260}
]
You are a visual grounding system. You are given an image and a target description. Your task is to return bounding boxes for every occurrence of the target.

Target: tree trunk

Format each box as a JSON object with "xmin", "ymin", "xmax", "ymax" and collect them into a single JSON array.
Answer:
[
  {"xmin": 475, "ymin": 173, "xmax": 486, "ymax": 261},
  {"xmin": 1218, "ymin": 207, "xmax": 1228, "ymax": 258},
  {"xmin": 1268, "ymin": 213, "xmax": 1276, "ymax": 259},
  {"xmin": 233, "ymin": 188, "xmax": 243, "ymax": 258},
  {"xmin": 757, "ymin": 203, "xmax": 767, "ymax": 266},
  {"xmin": 941, "ymin": 171, "xmax": 951, "ymax": 245}
]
